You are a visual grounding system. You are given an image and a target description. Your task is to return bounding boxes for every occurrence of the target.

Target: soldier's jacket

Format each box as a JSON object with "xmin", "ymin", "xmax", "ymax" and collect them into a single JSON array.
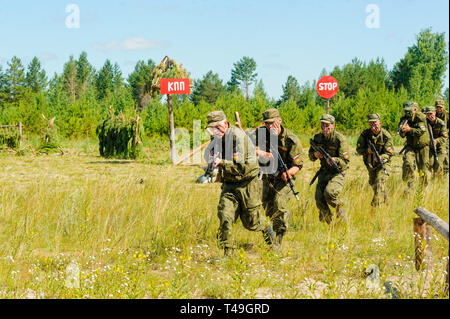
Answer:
[
  {"xmin": 308, "ymin": 130, "xmax": 349, "ymax": 173},
  {"xmin": 436, "ymin": 110, "xmax": 449, "ymax": 129},
  {"xmin": 204, "ymin": 125, "xmax": 259, "ymax": 183},
  {"xmin": 398, "ymin": 112, "xmax": 430, "ymax": 148},
  {"xmin": 251, "ymin": 125, "xmax": 303, "ymax": 179},
  {"xmin": 428, "ymin": 117, "xmax": 448, "ymax": 152},
  {"xmin": 356, "ymin": 128, "xmax": 393, "ymax": 170}
]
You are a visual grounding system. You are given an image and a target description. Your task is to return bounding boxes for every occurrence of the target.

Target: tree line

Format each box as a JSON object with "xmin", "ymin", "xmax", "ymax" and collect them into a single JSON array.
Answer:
[{"xmin": 0, "ymin": 28, "xmax": 448, "ymax": 141}]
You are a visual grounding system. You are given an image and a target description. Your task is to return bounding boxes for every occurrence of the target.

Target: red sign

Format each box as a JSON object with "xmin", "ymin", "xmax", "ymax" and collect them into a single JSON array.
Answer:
[
  {"xmin": 160, "ymin": 78, "xmax": 190, "ymax": 94},
  {"xmin": 316, "ymin": 76, "xmax": 339, "ymax": 99}
]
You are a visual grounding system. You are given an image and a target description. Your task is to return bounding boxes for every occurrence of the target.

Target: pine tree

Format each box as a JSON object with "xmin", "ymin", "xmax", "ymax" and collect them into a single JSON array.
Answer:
[
  {"xmin": 128, "ymin": 59, "xmax": 156, "ymax": 111},
  {"xmin": 96, "ymin": 60, "xmax": 114, "ymax": 100},
  {"xmin": 26, "ymin": 57, "xmax": 47, "ymax": 93},
  {"xmin": 190, "ymin": 71, "xmax": 225, "ymax": 105},
  {"xmin": 76, "ymin": 51, "xmax": 94, "ymax": 98},
  {"xmin": 230, "ymin": 56, "xmax": 258, "ymax": 99},
  {"xmin": 62, "ymin": 56, "xmax": 77, "ymax": 103},
  {"xmin": 4, "ymin": 56, "xmax": 27, "ymax": 103},
  {"xmin": 280, "ymin": 75, "xmax": 301, "ymax": 105}
]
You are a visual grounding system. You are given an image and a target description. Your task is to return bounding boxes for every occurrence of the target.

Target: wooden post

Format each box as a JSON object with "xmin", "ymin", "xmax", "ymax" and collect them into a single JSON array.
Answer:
[
  {"xmin": 414, "ymin": 207, "xmax": 449, "ymax": 241},
  {"xmin": 445, "ymin": 260, "xmax": 449, "ymax": 296},
  {"xmin": 134, "ymin": 116, "xmax": 140, "ymax": 147},
  {"xmin": 18, "ymin": 122, "xmax": 23, "ymax": 147},
  {"xmin": 167, "ymin": 94, "xmax": 176, "ymax": 163},
  {"xmin": 413, "ymin": 218, "xmax": 433, "ymax": 272},
  {"xmin": 173, "ymin": 140, "xmax": 211, "ymax": 166},
  {"xmin": 326, "ymin": 99, "xmax": 330, "ymax": 115}
]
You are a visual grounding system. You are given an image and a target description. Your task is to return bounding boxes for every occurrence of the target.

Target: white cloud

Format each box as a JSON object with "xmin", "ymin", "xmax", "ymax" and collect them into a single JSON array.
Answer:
[{"xmin": 93, "ymin": 37, "xmax": 166, "ymax": 51}]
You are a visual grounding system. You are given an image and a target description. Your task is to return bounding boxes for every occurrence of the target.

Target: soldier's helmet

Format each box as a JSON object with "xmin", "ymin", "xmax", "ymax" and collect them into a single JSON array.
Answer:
[
  {"xmin": 320, "ymin": 114, "xmax": 335, "ymax": 124},
  {"xmin": 435, "ymin": 99, "xmax": 445, "ymax": 108},
  {"xmin": 423, "ymin": 106, "xmax": 436, "ymax": 113}
]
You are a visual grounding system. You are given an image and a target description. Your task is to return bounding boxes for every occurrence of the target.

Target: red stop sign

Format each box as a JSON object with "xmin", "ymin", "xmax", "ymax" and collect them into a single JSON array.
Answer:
[{"xmin": 316, "ymin": 76, "xmax": 339, "ymax": 99}]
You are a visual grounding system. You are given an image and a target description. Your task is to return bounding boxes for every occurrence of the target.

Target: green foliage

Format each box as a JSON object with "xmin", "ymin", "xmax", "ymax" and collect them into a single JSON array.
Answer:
[
  {"xmin": 0, "ymin": 127, "xmax": 21, "ymax": 149},
  {"xmin": 390, "ymin": 28, "xmax": 448, "ymax": 101},
  {"xmin": 190, "ymin": 71, "xmax": 225, "ymax": 105},
  {"xmin": 280, "ymin": 75, "xmax": 302, "ymax": 105},
  {"xmin": 97, "ymin": 112, "xmax": 143, "ymax": 159},
  {"xmin": 0, "ymin": 29, "xmax": 448, "ymax": 148},
  {"xmin": 230, "ymin": 56, "xmax": 258, "ymax": 99}
]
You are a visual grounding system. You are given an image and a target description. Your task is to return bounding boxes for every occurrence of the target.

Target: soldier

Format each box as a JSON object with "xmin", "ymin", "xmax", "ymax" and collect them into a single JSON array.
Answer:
[
  {"xmin": 356, "ymin": 114, "xmax": 393, "ymax": 207},
  {"xmin": 398, "ymin": 101, "xmax": 430, "ymax": 191},
  {"xmin": 308, "ymin": 114, "xmax": 349, "ymax": 224},
  {"xmin": 423, "ymin": 106, "xmax": 448, "ymax": 178},
  {"xmin": 435, "ymin": 99, "xmax": 449, "ymax": 176},
  {"xmin": 204, "ymin": 111, "xmax": 275, "ymax": 256},
  {"xmin": 251, "ymin": 108, "xmax": 303, "ymax": 248}
]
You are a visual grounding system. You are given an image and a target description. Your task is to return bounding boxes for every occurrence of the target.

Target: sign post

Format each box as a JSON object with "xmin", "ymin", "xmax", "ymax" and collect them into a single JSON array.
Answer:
[
  {"xmin": 160, "ymin": 78, "xmax": 191, "ymax": 162},
  {"xmin": 316, "ymin": 76, "xmax": 339, "ymax": 114}
]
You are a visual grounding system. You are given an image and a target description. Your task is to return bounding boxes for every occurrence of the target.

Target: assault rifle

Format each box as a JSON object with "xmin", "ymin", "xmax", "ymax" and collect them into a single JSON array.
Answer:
[
  {"xmin": 269, "ymin": 144, "xmax": 299, "ymax": 201},
  {"xmin": 365, "ymin": 133, "xmax": 389, "ymax": 176},
  {"xmin": 309, "ymin": 139, "xmax": 345, "ymax": 185},
  {"xmin": 204, "ymin": 139, "xmax": 221, "ymax": 180},
  {"xmin": 427, "ymin": 119, "xmax": 438, "ymax": 162},
  {"xmin": 397, "ymin": 118, "xmax": 408, "ymax": 135}
]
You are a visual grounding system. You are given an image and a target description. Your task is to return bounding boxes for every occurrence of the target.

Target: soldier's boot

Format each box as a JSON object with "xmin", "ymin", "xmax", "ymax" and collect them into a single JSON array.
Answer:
[
  {"xmin": 275, "ymin": 232, "xmax": 285, "ymax": 247},
  {"xmin": 262, "ymin": 225, "xmax": 278, "ymax": 251},
  {"xmin": 319, "ymin": 209, "xmax": 332, "ymax": 224},
  {"xmin": 336, "ymin": 206, "xmax": 347, "ymax": 223},
  {"xmin": 223, "ymin": 247, "xmax": 232, "ymax": 257}
]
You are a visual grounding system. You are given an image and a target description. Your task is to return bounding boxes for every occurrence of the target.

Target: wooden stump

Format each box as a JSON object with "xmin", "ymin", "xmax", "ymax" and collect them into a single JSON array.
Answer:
[{"xmin": 413, "ymin": 218, "xmax": 433, "ymax": 272}]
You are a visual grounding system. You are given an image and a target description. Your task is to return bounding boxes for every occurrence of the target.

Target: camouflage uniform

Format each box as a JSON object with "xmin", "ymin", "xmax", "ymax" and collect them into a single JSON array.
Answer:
[
  {"xmin": 424, "ymin": 106, "xmax": 448, "ymax": 178},
  {"xmin": 308, "ymin": 114, "xmax": 349, "ymax": 224},
  {"xmin": 251, "ymin": 109, "xmax": 303, "ymax": 245},
  {"xmin": 204, "ymin": 111, "xmax": 274, "ymax": 255},
  {"xmin": 398, "ymin": 101, "xmax": 430, "ymax": 189},
  {"xmin": 435, "ymin": 99, "xmax": 449, "ymax": 175},
  {"xmin": 356, "ymin": 114, "xmax": 393, "ymax": 207}
]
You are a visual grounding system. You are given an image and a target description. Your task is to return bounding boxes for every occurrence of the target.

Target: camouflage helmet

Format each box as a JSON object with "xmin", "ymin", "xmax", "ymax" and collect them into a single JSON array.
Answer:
[
  {"xmin": 423, "ymin": 106, "xmax": 436, "ymax": 113},
  {"xmin": 403, "ymin": 101, "xmax": 414, "ymax": 113},
  {"xmin": 367, "ymin": 113, "xmax": 380, "ymax": 122},
  {"xmin": 262, "ymin": 108, "xmax": 281, "ymax": 123},
  {"xmin": 435, "ymin": 99, "xmax": 445, "ymax": 107},
  {"xmin": 320, "ymin": 114, "xmax": 335, "ymax": 124},
  {"xmin": 206, "ymin": 110, "xmax": 226, "ymax": 128}
]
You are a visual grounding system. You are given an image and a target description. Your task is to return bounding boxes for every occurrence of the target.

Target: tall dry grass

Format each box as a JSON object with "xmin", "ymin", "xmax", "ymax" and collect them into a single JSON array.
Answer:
[{"xmin": 0, "ymin": 138, "xmax": 448, "ymax": 298}]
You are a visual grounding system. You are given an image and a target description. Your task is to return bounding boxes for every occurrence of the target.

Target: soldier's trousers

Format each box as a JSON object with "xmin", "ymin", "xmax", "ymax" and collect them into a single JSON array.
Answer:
[
  {"xmin": 315, "ymin": 171, "xmax": 345, "ymax": 224},
  {"xmin": 217, "ymin": 176, "xmax": 268, "ymax": 249},
  {"xmin": 429, "ymin": 150, "xmax": 445, "ymax": 178},
  {"xmin": 443, "ymin": 142, "xmax": 449, "ymax": 175},
  {"xmin": 367, "ymin": 165, "xmax": 390, "ymax": 206},
  {"xmin": 262, "ymin": 177, "xmax": 291, "ymax": 235},
  {"xmin": 402, "ymin": 145, "xmax": 430, "ymax": 187}
]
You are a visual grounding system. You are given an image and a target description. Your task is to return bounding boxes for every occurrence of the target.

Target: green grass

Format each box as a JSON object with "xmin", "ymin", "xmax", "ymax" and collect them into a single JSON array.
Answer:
[{"xmin": 0, "ymin": 136, "xmax": 448, "ymax": 299}]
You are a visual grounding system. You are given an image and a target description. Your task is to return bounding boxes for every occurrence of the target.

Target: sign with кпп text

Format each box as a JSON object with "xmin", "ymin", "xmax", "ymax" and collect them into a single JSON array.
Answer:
[{"xmin": 160, "ymin": 78, "xmax": 191, "ymax": 95}]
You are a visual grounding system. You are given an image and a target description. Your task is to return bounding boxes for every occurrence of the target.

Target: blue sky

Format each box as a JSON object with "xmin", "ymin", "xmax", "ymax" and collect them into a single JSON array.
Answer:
[{"xmin": 0, "ymin": 0, "xmax": 448, "ymax": 99}]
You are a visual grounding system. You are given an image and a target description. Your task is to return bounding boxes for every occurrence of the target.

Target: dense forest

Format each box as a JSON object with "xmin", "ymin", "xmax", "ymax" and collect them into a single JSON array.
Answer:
[{"xmin": 0, "ymin": 28, "xmax": 448, "ymax": 141}]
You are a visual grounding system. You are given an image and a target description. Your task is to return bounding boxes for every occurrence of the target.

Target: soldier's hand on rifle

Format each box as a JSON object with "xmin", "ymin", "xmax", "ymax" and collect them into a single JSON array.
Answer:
[
  {"xmin": 213, "ymin": 157, "xmax": 222, "ymax": 167},
  {"xmin": 401, "ymin": 122, "xmax": 411, "ymax": 133},
  {"xmin": 433, "ymin": 140, "xmax": 437, "ymax": 146},
  {"xmin": 256, "ymin": 149, "xmax": 274, "ymax": 160},
  {"xmin": 326, "ymin": 157, "xmax": 336, "ymax": 167},
  {"xmin": 314, "ymin": 151, "xmax": 323, "ymax": 159},
  {"xmin": 367, "ymin": 148, "xmax": 374, "ymax": 154},
  {"xmin": 282, "ymin": 167, "xmax": 299, "ymax": 182}
]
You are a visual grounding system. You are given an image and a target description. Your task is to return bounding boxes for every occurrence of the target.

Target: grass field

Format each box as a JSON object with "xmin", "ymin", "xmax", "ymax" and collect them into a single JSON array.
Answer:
[{"xmin": 0, "ymin": 136, "xmax": 448, "ymax": 299}]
